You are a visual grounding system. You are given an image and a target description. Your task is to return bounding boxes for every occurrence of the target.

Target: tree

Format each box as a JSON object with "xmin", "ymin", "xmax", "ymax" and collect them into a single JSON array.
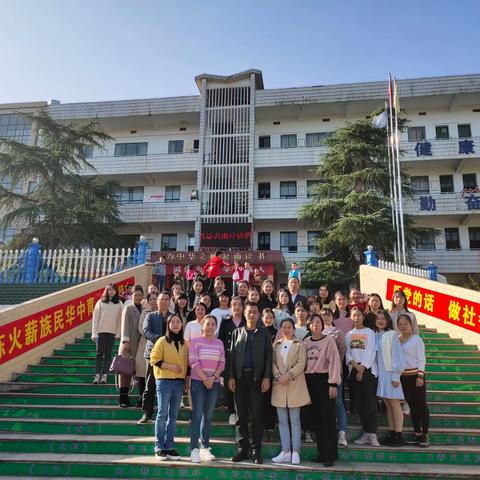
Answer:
[
  {"xmin": 298, "ymin": 110, "xmax": 426, "ymax": 286},
  {"xmin": 0, "ymin": 111, "xmax": 123, "ymax": 248}
]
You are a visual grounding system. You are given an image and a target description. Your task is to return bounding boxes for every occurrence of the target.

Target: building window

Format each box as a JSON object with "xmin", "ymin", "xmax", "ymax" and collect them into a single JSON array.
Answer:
[
  {"xmin": 193, "ymin": 139, "xmax": 199, "ymax": 152},
  {"xmin": 416, "ymin": 232, "xmax": 436, "ymax": 251},
  {"xmin": 1, "ymin": 176, "xmax": 23, "ymax": 194},
  {"xmin": 435, "ymin": 125, "xmax": 449, "ymax": 139},
  {"xmin": 445, "ymin": 228, "xmax": 460, "ymax": 250},
  {"xmin": 114, "ymin": 142, "xmax": 148, "ymax": 156},
  {"xmin": 258, "ymin": 182, "xmax": 271, "ymax": 199},
  {"xmin": 439, "ymin": 175, "xmax": 454, "ymax": 193},
  {"xmin": 188, "ymin": 234, "xmax": 195, "ymax": 251},
  {"xmin": 116, "ymin": 186, "xmax": 144, "ymax": 204},
  {"xmin": 307, "ymin": 180, "xmax": 323, "ymax": 197},
  {"xmin": 308, "ymin": 231, "xmax": 322, "ymax": 252},
  {"xmin": 280, "ymin": 231, "xmax": 297, "ymax": 253},
  {"xmin": 306, "ymin": 132, "xmax": 330, "ymax": 147},
  {"xmin": 458, "ymin": 124, "xmax": 472, "ymax": 138},
  {"xmin": 469, "ymin": 228, "xmax": 480, "ymax": 249},
  {"xmin": 27, "ymin": 180, "xmax": 38, "ymax": 193},
  {"xmin": 81, "ymin": 145, "xmax": 94, "ymax": 158},
  {"xmin": 281, "ymin": 134, "xmax": 297, "ymax": 148},
  {"xmin": 410, "ymin": 176, "xmax": 430, "ymax": 194},
  {"xmin": 259, "ymin": 136, "xmax": 271, "ymax": 149},
  {"xmin": 161, "ymin": 233, "xmax": 177, "ymax": 251},
  {"xmin": 0, "ymin": 226, "xmax": 19, "ymax": 245},
  {"xmin": 168, "ymin": 140, "xmax": 184, "ymax": 154},
  {"xmin": 407, "ymin": 126, "xmax": 426, "ymax": 142},
  {"xmin": 280, "ymin": 181, "xmax": 297, "ymax": 198},
  {"xmin": 165, "ymin": 185, "xmax": 181, "ymax": 203},
  {"xmin": 258, "ymin": 232, "xmax": 270, "ymax": 251},
  {"xmin": 0, "ymin": 113, "xmax": 32, "ymax": 144},
  {"xmin": 463, "ymin": 173, "xmax": 477, "ymax": 190}
]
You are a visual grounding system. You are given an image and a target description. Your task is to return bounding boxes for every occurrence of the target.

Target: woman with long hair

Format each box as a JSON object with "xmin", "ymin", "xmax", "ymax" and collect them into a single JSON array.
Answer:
[
  {"xmin": 304, "ymin": 314, "xmax": 341, "ymax": 467},
  {"xmin": 375, "ymin": 310, "xmax": 406, "ymax": 447},
  {"xmin": 273, "ymin": 289, "xmax": 292, "ymax": 328},
  {"xmin": 390, "ymin": 290, "xmax": 418, "ymax": 333},
  {"xmin": 398, "ymin": 314, "xmax": 430, "ymax": 448},
  {"xmin": 320, "ymin": 307, "xmax": 348, "ymax": 447},
  {"xmin": 189, "ymin": 315, "xmax": 225, "ymax": 463},
  {"xmin": 333, "ymin": 291, "xmax": 353, "ymax": 336},
  {"xmin": 91, "ymin": 283, "xmax": 123, "ymax": 384},
  {"xmin": 184, "ymin": 302, "xmax": 208, "ymax": 341},
  {"xmin": 258, "ymin": 279, "xmax": 276, "ymax": 313},
  {"xmin": 364, "ymin": 293, "xmax": 384, "ymax": 330},
  {"xmin": 174, "ymin": 292, "xmax": 189, "ymax": 327},
  {"xmin": 271, "ymin": 318, "xmax": 311, "ymax": 465},
  {"xmin": 318, "ymin": 285, "xmax": 335, "ymax": 311},
  {"xmin": 118, "ymin": 287, "xmax": 144, "ymax": 407},
  {"xmin": 150, "ymin": 313, "xmax": 189, "ymax": 460}
]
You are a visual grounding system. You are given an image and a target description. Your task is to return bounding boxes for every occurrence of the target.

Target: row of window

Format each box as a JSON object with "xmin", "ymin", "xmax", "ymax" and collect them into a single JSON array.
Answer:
[
  {"xmin": 258, "ymin": 132, "xmax": 331, "ymax": 149},
  {"xmin": 258, "ymin": 180, "xmax": 321, "ymax": 199},
  {"xmin": 108, "ymin": 140, "xmax": 200, "ymax": 157},
  {"xmin": 411, "ymin": 173, "xmax": 477, "ymax": 194},
  {"xmin": 407, "ymin": 124, "xmax": 472, "ymax": 142},
  {"xmin": 0, "ymin": 113, "xmax": 32, "ymax": 145},
  {"xmin": 161, "ymin": 234, "xmax": 195, "ymax": 251},
  {"xmin": 417, "ymin": 227, "xmax": 480, "ymax": 250},
  {"xmin": 115, "ymin": 186, "xmax": 183, "ymax": 204}
]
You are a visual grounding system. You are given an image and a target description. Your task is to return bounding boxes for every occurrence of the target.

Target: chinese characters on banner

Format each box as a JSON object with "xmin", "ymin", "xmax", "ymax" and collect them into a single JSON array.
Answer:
[
  {"xmin": 386, "ymin": 278, "xmax": 480, "ymax": 335},
  {"xmin": 0, "ymin": 277, "xmax": 134, "ymax": 365},
  {"xmin": 151, "ymin": 250, "xmax": 282, "ymax": 265},
  {"xmin": 200, "ymin": 223, "xmax": 252, "ymax": 248}
]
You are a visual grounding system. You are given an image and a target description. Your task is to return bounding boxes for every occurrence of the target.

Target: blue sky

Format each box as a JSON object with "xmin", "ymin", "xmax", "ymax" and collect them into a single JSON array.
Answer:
[{"xmin": 1, "ymin": 0, "xmax": 479, "ymax": 104}]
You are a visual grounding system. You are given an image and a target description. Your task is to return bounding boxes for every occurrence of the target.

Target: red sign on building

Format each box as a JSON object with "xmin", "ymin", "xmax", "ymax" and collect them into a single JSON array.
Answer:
[
  {"xmin": 0, "ymin": 277, "xmax": 134, "ymax": 365},
  {"xmin": 386, "ymin": 278, "xmax": 480, "ymax": 335},
  {"xmin": 200, "ymin": 223, "xmax": 253, "ymax": 248}
]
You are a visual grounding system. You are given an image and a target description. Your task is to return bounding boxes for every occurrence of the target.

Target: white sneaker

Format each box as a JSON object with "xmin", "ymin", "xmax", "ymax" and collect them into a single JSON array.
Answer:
[
  {"xmin": 228, "ymin": 413, "xmax": 238, "ymax": 426},
  {"xmin": 305, "ymin": 431, "xmax": 314, "ymax": 443},
  {"xmin": 354, "ymin": 432, "xmax": 370, "ymax": 445},
  {"xmin": 402, "ymin": 402, "xmax": 410, "ymax": 416},
  {"xmin": 338, "ymin": 430, "xmax": 348, "ymax": 447},
  {"xmin": 190, "ymin": 448, "xmax": 201, "ymax": 463},
  {"xmin": 291, "ymin": 451, "xmax": 300, "ymax": 465},
  {"xmin": 272, "ymin": 451, "xmax": 291, "ymax": 463},
  {"xmin": 369, "ymin": 433, "xmax": 380, "ymax": 447},
  {"xmin": 92, "ymin": 374, "xmax": 100, "ymax": 384},
  {"xmin": 100, "ymin": 374, "xmax": 108, "ymax": 384},
  {"xmin": 199, "ymin": 447, "xmax": 216, "ymax": 462}
]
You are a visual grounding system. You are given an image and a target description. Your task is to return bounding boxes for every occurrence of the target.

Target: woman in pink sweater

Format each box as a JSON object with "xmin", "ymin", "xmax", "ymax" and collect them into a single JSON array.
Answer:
[{"xmin": 304, "ymin": 313, "xmax": 341, "ymax": 467}]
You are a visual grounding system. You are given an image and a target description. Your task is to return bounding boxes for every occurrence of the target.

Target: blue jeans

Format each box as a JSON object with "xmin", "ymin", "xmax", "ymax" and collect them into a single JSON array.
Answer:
[
  {"xmin": 277, "ymin": 407, "xmax": 301, "ymax": 452},
  {"xmin": 154, "ymin": 379, "xmax": 184, "ymax": 452},
  {"xmin": 336, "ymin": 379, "xmax": 347, "ymax": 432},
  {"xmin": 190, "ymin": 379, "xmax": 220, "ymax": 450},
  {"xmin": 156, "ymin": 275, "xmax": 165, "ymax": 291}
]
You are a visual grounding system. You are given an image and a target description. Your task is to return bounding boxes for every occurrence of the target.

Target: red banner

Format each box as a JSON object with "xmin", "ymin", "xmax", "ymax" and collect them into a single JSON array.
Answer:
[
  {"xmin": 386, "ymin": 278, "xmax": 480, "ymax": 335},
  {"xmin": 0, "ymin": 277, "xmax": 134, "ymax": 365}
]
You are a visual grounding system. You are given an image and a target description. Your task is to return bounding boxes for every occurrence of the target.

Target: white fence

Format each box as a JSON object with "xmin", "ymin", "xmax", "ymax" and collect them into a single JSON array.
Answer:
[{"xmin": 377, "ymin": 260, "xmax": 430, "ymax": 278}]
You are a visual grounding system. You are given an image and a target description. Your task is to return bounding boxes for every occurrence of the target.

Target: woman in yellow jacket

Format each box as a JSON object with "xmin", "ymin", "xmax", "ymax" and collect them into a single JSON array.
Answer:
[
  {"xmin": 271, "ymin": 318, "xmax": 311, "ymax": 465},
  {"xmin": 150, "ymin": 313, "xmax": 189, "ymax": 460}
]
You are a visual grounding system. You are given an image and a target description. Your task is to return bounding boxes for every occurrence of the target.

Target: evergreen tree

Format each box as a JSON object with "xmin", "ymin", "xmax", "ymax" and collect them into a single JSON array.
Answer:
[
  {"xmin": 0, "ymin": 111, "xmax": 123, "ymax": 248},
  {"xmin": 298, "ymin": 111, "xmax": 425, "ymax": 286}
]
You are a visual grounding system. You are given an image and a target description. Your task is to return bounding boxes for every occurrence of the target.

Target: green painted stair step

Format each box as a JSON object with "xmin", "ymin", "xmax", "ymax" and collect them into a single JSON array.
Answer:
[
  {"xmin": 2, "ymin": 452, "xmax": 479, "ymax": 480},
  {"xmin": 1, "ymin": 413, "xmax": 479, "ymax": 433},
  {"xmin": 0, "ymin": 435, "xmax": 479, "ymax": 466}
]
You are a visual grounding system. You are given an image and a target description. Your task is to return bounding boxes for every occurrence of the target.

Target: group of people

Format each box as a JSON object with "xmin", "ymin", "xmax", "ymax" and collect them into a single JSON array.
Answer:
[{"xmin": 91, "ymin": 268, "xmax": 430, "ymax": 467}]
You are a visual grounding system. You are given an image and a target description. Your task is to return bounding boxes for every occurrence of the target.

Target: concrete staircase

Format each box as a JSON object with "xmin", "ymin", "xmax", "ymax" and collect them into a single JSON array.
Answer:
[{"xmin": 0, "ymin": 326, "xmax": 479, "ymax": 479}]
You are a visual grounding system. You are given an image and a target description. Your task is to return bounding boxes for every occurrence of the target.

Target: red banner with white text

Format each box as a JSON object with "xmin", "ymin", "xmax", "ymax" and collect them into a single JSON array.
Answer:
[
  {"xmin": 0, "ymin": 277, "xmax": 134, "ymax": 365},
  {"xmin": 386, "ymin": 278, "xmax": 480, "ymax": 335}
]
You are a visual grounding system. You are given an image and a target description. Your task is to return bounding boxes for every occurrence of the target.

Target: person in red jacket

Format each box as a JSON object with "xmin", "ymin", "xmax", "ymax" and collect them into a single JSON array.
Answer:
[{"xmin": 201, "ymin": 251, "xmax": 230, "ymax": 294}]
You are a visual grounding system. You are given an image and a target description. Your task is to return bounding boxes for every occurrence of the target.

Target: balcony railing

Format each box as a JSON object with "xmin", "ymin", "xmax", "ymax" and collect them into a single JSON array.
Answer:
[
  {"xmin": 119, "ymin": 201, "xmax": 198, "ymax": 223},
  {"xmin": 254, "ymin": 145, "xmax": 326, "ymax": 168},
  {"xmin": 403, "ymin": 192, "xmax": 480, "ymax": 216},
  {"xmin": 84, "ymin": 151, "xmax": 199, "ymax": 175},
  {"xmin": 254, "ymin": 196, "xmax": 309, "ymax": 219},
  {"xmin": 399, "ymin": 136, "xmax": 479, "ymax": 162}
]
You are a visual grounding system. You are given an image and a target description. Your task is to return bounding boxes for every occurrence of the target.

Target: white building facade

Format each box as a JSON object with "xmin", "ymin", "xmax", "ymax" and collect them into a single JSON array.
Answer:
[{"xmin": 2, "ymin": 70, "xmax": 480, "ymax": 285}]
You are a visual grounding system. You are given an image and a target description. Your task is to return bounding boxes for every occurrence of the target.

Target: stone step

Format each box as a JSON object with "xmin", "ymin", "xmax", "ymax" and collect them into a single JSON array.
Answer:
[
  {"xmin": 0, "ymin": 452, "xmax": 478, "ymax": 479},
  {"xmin": 1, "ymin": 434, "xmax": 479, "ymax": 466},
  {"xmin": 1, "ymin": 416, "xmax": 479, "ymax": 436},
  {"xmin": 28, "ymin": 362, "xmax": 480, "ymax": 382}
]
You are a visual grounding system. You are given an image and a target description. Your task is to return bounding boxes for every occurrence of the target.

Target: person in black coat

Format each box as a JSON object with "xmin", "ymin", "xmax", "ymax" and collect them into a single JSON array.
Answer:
[{"xmin": 287, "ymin": 277, "xmax": 308, "ymax": 313}]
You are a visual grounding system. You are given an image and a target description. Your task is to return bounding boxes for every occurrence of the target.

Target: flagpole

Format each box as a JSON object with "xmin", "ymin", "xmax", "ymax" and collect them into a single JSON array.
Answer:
[
  {"xmin": 388, "ymin": 73, "xmax": 401, "ymax": 263},
  {"xmin": 385, "ymin": 101, "xmax": 398, "ymax": 263},
  {"xmin": 394, "ymin": 77, "xmax": 407, "ymax": 265}
]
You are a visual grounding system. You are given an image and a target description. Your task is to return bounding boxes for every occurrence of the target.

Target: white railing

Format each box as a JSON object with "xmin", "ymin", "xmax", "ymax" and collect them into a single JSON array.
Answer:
[
  {"xmin": 377, "ymin": 259, "xmax": 430, "ymax": 279},
  {"xmin": 0, "ymin": 246, "xmax": 142, "ymax": 284}
]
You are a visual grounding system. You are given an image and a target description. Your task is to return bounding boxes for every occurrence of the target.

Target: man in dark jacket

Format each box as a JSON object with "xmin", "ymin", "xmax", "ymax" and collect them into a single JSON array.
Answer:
[
  {"xmin": 138, "ymin": 290, "xmax": 171, "ymax": 424},
  {"xmin": 287, "ymin": 276, "xmax": 308, "ymax": 313},
  {"xmin": 228, "ymin": 301, "xmax": 272, "ymax": 464}
]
